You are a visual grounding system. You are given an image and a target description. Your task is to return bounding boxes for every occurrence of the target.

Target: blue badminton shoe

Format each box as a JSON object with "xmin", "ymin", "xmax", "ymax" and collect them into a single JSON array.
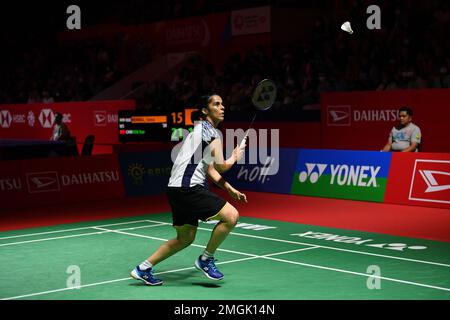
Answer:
[
  {"xmin": 194, "ymin": 256, "xmax": 224, "ymax": 280},
  {"xmin": 130, "ymin": 266, "xmax": 163, "ymax": 286}
]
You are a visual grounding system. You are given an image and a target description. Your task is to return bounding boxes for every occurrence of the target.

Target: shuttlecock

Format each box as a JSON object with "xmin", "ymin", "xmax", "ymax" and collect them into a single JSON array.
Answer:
[{"xmin": 341, "ymin": 21, "xmax": 353, "ymax": 34}]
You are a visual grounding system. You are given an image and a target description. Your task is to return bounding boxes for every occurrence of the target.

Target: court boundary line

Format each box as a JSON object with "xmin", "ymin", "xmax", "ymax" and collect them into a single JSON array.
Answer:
[
  {"xmin": 1, "ymin": 218, "xmax": 449, "ymax": 268},
  {"xmin": 1, "ymin": 247, "xmax": 319, "ymax": 300},
  {"xmin": 145, "ymin": 218, "xmax": 450, "ymax": 268},
  {"xmin": 0, "ymin": 219, "xmax": 154, "ymax": 240},
  {"xmin": 0, "ymin": 223, "xmax": 167, "ymax": 247},
  {"xmin": 98, "ymin": 226, "xmax": 450, "ymax": 293},
  {"xmin": 2, "ymin": 224, "xmax": 450, "ymax": 300}
]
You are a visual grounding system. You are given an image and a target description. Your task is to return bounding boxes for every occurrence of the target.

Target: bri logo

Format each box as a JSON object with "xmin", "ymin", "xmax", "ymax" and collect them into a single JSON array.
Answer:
[{"xmin": 298, "ymin": 163, "xmax": 380, "ymax": 187}]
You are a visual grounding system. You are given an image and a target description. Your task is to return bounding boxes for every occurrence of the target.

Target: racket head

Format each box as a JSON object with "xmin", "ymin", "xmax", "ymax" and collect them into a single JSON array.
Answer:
[{"xmin": 251, "ymin": 79, "xmax": 277, "ymax": 111}]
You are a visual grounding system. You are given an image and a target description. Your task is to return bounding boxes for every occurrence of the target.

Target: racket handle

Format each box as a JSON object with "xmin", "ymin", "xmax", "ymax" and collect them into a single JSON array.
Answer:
[{"xmin": 240, "ymin": 132, "xmax": 248, "ymax": 148}]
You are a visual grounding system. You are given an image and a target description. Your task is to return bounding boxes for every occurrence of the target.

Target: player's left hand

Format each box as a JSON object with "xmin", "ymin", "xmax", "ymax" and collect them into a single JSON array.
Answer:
[{"xmin": 228, "ymin": 187, "xmax": 248, "ymax": 203}]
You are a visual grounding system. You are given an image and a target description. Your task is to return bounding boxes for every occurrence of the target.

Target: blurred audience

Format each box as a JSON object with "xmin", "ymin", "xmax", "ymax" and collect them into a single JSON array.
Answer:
[{"xmin": 0, "ymin": 0, "xmax": 447, "ymax": 122}]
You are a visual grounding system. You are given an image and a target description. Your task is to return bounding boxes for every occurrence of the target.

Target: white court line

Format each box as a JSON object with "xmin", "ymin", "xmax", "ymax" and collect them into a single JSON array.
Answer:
[
  {"xmin": 0, "ymin": 219, "xmax": 153, "ymax": 241},
  {"xmin": 1, "ymin": 247, "xmax": 319, "ymax": 300},
  {"xmin": 261, "ymin": 255, "xmax": 450, "ymax": 292},
  {"xmin": 137, "ymin": 218, "xmax": 450, "ymax": 268},
  {"xmin": 93, "ymin": 227, "xmax": 450, "ymax": 293},
  {"xmin": 0, "ymin": 223, "xmax": 167, "ymax": 247},
  {"xmin": 189, "ymin": 223, "xmax": 450, "ymax": 268},
  {"xmin": 2, "ymin": 218, "xmax": 449, "ymax": 268}
]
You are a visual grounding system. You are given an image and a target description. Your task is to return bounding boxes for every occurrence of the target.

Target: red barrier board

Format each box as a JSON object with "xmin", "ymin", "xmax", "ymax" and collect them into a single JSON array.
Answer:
[
  {"xmin": 0, "ymin": 100, "xmax": 135, "ymax": 144},
  {"xmin": 385, "ymin": 152, "xmax": 450, "ymax": 209},
  {"xmin": 0, "ymin": 154, "xmax": 125, "ymax": 209},
  {"xmin": 321, "ymin": 89, "xmax": 450, "ymax": 153}
]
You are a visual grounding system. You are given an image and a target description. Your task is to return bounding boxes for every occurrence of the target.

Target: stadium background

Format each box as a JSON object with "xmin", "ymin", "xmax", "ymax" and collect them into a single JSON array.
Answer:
[{"xmin": 0, "ymin": 0, "xmax": 449, "ymax": 304}]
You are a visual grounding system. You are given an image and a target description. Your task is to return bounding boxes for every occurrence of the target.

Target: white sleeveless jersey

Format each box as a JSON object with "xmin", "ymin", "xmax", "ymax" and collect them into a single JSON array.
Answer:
[{"xmin": 168, "ymin": 120, "xmax": 219, "ymax": 188}]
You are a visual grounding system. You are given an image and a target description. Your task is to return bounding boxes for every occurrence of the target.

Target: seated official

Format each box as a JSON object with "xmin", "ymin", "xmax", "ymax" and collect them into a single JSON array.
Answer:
[
  {"xmin": 381, "ymin": 107, "xmax": 421, "ymax": 152},
  {"xmin": 50, "ymin": 112, "xmax": 71, "ymax": 141}
]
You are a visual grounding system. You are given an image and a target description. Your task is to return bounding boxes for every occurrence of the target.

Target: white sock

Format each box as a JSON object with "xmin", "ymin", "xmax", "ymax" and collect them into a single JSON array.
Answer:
[
  {"xmin": 139, "ymin": 260, "xmax": 153, "ymax": 270},
  {"xmin": 201, "ymin": 250, "xmax": 214, "ymax": 261}
]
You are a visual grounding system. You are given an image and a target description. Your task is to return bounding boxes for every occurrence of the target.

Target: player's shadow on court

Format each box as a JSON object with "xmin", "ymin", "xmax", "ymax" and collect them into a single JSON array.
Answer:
[
  {"xmin": 130, "ymin": 269, "xmax": 222, "ymax": 287},
  {"xmin": 164, "ymin": 270, "xmax": 222, "ymax": 287},
  {"xmin": 130, "ymin": 270, "xmax": 221, "ymax": 288},
  {"xmin": 191, "ymin": 282, "xmax": 221, "ymax": 288}
]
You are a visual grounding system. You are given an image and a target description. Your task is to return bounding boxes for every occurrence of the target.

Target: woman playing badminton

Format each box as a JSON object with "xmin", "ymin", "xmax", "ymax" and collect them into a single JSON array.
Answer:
[{"xmin": 131, "ymin": 94, "xmax": 247, "ymax": 285}]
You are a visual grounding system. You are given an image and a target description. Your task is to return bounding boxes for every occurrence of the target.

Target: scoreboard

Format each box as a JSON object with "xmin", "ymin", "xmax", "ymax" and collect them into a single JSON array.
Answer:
[{"xmin": 118, "ymin": 108, "xmax": 196, "ymax": 142}]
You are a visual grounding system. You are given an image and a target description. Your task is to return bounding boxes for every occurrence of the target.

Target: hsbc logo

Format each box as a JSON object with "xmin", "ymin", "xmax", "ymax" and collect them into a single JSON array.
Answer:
[
  {"xmin": 409, "ymin": 160, "xmax": 450, "ymax": 204},
  {"xmin": 39, "ymin": 109, "xmax": 55, "ymax": 128},
  {"xmin": 28, "ymin": 111, "xmax": 35, "ymax": 127},
  {"xmin": 94, "ymin": 111, "xmax": 107, "ymax": 126},
  {"xmin": 26, "ymin": 171, "xmax": 60, "ymax": 193},
  {"xmin": 327, "ymin": 106, "xmax": 351, "ymax": 126},
  {"xmin": 0, "ymin": 110, "xmax": 13, "ymax": 128}
]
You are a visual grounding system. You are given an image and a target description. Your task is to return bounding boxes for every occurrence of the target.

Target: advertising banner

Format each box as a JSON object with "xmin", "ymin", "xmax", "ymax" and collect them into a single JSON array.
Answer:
[
  {"xmin": 290, "ymin": 149, "xmax": 392, "ymax": 202},
  {"xmin": 224, "ymin": 148, "xmax": 298, "ymax": 194},
  {"xmin": 231, "ymin": 6, "xmax": 271, "ymax": 36},
  {"xmin": 321, "ymin": 89, "xmax": 450, "ymax": 153},
  {"xmin": 118, "ymin": 151, "xmax": 172, "ymax": 197},
  {"xmin": 385, "ymin": 152, "xmax": 450, "ymax": 209},
  {"xmin": 0, "ymin": 154, "xmax": 125, "ymax": 209},
  {"xmin": 0, "ymin": 100, "xmax": 135, "ymax": 145}
]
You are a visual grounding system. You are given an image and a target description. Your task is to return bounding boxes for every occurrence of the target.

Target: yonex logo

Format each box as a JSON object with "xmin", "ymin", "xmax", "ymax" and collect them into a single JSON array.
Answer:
[
  {"xmin": 38, "ymin": 109, "xmax": 55, "ymax": 128},
  {"xmin": 299, "ymin": 163, "xmax": 380, "ymax": 187},
  {"xmin": 292, "ymin": 231, "xmax": 427, "ymax": 252},
  {"xmin": 0, "ymin": 110, "xmax": 12, "ymax": 128},
  {"xmin": 203, "ymin": 220, "xmax": 277, "ymax": 231},
  {"xmin": 409, "ymin": 160, "xmax": 450, "ymax": 204},
  {"xmin": 26, "ymin": 172, "xmax": 60, "ymax": 193},
  {"xmin": 299, "ymin": 163, "xmax": 327, "ymax": 183},
  {"xmin": 327, "ymin": 106, "xmax": 351, "ymax": 126}
]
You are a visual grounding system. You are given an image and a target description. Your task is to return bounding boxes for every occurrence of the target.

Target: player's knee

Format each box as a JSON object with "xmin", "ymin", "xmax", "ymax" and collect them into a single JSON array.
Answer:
[
  {"xmin": 227, "ymin": 207, "xmax": 239, "ymax": 226},
  {"xmin": 177, "ymin": 233, "xmax": 195, "ymax": 247}
]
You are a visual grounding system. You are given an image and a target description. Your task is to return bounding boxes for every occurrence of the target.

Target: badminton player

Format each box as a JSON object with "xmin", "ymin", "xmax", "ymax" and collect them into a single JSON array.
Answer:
[{"xmin": 131, "ymin": 94, "xmax": 247, "ymax": 285}]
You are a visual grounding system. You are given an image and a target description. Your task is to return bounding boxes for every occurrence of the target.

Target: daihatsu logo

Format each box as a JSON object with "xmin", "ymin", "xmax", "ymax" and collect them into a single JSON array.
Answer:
[
  {"xmin": 327, "ymin": 106, "xmax": 351, "ymax": 126},
  {"xmin": 409, "ymin": 160, "xmax": 450, "ymax": 205},
  {"xmin": 419, "ymin": 170, "xmax": 450, "ymax": 193},
  {"xmin": 94, "ymin": 111, "xmax": 107, "ymax": 126},
  {"xmin": 329, "ymin": 110, "xmax": 349, "ymax": 122},
  {"xmin": 26, "ymin": 172, "xmax": 60, "ymax": 193}
]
